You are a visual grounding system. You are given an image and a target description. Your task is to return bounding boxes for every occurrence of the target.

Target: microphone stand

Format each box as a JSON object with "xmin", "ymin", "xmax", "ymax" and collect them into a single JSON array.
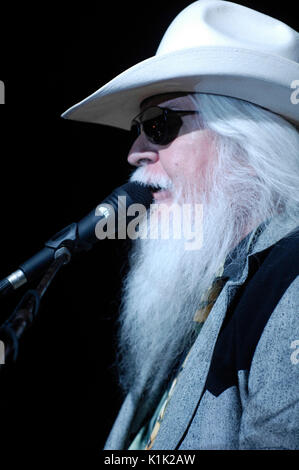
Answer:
[
  {"xmin": 0, "ymin": 247, "xmax": 71, "ymax": 365},
  {"xmin": 0, "ymin": 182, "xmax": 153, "ymax": 366}
]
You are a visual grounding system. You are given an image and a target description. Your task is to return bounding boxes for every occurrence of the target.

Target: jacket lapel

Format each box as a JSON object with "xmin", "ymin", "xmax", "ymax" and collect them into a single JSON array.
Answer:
[
  {"xmin": 104, "ymin": 391, "xmax": 144, "ymax": 449},
  {"xmin": 104, "ymin": 381, "xmax": 164, "ymax": 449}
]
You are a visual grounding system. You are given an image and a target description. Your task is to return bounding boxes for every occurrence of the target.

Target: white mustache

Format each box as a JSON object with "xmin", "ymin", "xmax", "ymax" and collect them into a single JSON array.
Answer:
[{"xmin": 129, "ymin": 166, "xmax": 173, "ymax": 190}]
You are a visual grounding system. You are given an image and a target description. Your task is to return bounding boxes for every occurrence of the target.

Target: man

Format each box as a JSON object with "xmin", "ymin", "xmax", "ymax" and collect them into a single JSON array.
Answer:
[{"xmin": 62, "ymin": 1, "xmax": 299, "ymax": 450}]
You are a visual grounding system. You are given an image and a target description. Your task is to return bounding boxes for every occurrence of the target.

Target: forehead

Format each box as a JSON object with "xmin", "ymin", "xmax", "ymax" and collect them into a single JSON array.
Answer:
[{"xmin": 140, "ymin": 92, "xmax": 195, "ymax": 111}]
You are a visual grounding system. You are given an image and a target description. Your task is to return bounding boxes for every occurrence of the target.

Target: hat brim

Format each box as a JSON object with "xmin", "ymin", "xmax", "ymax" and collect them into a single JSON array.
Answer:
[{"xmin": 61, "ymin": 46, "xmax": 299, "ymax": 130}]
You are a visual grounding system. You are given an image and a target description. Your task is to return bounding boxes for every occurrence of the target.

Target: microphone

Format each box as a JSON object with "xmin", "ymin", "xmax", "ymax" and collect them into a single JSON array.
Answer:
[{"xmin": 0, "ymin": 182, "xmax": 153, "ymax": 296}]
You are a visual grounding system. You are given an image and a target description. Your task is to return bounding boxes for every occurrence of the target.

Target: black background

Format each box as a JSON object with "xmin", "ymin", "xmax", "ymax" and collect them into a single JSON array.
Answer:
[{"xmin": 0, "ymin": 0, "xmax": 298, "ymax": 455}]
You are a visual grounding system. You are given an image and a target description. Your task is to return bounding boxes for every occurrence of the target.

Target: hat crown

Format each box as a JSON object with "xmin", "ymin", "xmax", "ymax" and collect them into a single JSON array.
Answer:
[{"xmin": 156, "ymin": 0, "xmax": 299, "ymax": 63}]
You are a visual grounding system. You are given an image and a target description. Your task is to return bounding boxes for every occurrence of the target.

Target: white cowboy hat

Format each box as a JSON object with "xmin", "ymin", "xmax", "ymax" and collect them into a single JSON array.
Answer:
[{"xmin": 61, "ymin": 0, "xmax": 299, "ymax": 129}]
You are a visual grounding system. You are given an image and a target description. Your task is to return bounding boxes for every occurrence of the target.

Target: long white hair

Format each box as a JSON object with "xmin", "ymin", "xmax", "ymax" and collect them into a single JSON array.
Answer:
[
  {"xmin": 115, "ymin": 93, "xmax": 299, "ymax": 410},
  {"xmin": 192, "ymin": 93, "xmax": 299, "ymax": 231}
]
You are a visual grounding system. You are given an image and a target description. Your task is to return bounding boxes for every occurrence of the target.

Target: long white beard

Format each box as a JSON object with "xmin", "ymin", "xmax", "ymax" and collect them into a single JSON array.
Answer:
[{"xmin": 116, "ymin": 164, "xmax": 262, "ymax": 405}]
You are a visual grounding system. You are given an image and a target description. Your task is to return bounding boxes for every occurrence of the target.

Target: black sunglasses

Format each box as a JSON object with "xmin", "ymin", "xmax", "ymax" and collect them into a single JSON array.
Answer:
[{"xmin": 131, "ymin": 106, "xmax": 199, "ymax": 146}]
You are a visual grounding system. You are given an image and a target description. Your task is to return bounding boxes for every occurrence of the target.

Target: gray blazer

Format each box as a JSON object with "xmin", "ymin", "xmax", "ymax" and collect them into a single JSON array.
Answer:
[{"xmin": 104, "ymin": 214, "xmax": 299, "ymax": 450}]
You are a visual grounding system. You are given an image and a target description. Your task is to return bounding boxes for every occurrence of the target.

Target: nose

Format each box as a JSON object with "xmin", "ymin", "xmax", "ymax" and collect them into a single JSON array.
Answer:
[{"xmin": 127, "ymin": 137, "xmax": 159, "ymax": 167}]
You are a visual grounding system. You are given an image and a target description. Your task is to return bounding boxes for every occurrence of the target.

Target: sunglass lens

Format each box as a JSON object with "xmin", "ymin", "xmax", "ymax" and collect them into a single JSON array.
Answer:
[
  {"xmin": 139, "ymin": 107, "xmax": 164, "ymax": 144},
  {"xmin": 143, "ymin": 109, "xmax": 183, "ymax": 145},
  {"xmin": 143, "ymin": 117, "xmax": 165, "ymax": 144},
  {"xmin": 131, "ymin": 107, "xmax": 184, "ymax": 145},
  {"xmin": 130, "ymin": 122, "xmax": 140, "ymax": 143},
  {"xmin": 161, "ymin": 114, "xmax": 182, "ymax": 144}
]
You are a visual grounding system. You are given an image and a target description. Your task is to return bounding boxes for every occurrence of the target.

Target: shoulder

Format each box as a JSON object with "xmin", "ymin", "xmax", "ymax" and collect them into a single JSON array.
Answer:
[
  {"xmin": 236, "ymin": 229, "xmax": 299, "ymax": 367},
  {"xmin": 248, "ymin": 227, "xmax": 299, "ymax": 282},
  {"xmin": 204, "ymin": 230, "xmax": 299, "ymax": 397},
  {"xmin": 250, "ymin": 274, "xmax": 299, "ymax": 371}
]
